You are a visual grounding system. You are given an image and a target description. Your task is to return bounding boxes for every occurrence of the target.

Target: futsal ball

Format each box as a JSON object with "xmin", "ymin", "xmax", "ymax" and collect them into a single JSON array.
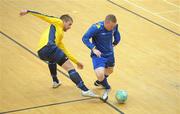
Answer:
[{"xmin": 115, "ymin": 90, "xmax": 128, "ymax": 103}]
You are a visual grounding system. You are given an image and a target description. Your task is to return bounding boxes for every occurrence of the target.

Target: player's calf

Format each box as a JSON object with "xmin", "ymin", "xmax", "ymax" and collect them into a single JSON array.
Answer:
[{"xmin": 48, "ymin": 61, "xmax": 62, "ymax": 88}]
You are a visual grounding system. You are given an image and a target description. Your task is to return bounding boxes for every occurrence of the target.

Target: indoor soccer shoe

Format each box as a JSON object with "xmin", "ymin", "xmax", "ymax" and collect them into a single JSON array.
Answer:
[
  {"xmin": 94, "ymin": 80, "xmax": 101, "ymax": 86},
  {"xmin": 94, "ymin": 80, "xmax": 110, "ymax": 89},
  {"xmin": 52, "ymin": 81, "xmax": 61, "ymax": 88},
  {"xmin": 94, "ymin": 80, "xmax": 105, "ymax": 88},
  {"xmin": 102, "ymin": 89, "xmax": 111, "ymax": 102},
  {"xmin": 82, "ymin": 90, "xmax": 99, "ymax": 97}
]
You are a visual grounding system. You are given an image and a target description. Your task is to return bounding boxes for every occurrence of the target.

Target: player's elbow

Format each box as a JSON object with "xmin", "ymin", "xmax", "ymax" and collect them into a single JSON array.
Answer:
[
  {"xmin": 114, "ymin": 33, "xmax": 121, "ymax": 43},
  {"xmin": 82, "ymin": 35, "xmax": 88, "ymax": 44}
]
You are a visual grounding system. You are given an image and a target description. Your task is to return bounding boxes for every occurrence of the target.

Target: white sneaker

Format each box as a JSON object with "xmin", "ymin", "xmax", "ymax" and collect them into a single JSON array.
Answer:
[
  {"xmin": 82, "ymin": 90, "xmax": 99, "ymax": 98},
  {"xmin": 101, "ymin": 89, "xmax": 111, "ymax": 102},
  {"xmin": 52, "ymin": 81, "xmax": 61, "ymax": 88}
]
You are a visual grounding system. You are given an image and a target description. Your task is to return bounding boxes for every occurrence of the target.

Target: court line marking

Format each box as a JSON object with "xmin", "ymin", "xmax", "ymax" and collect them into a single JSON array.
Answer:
[
  {"xmin": 121, "ymin": 0, "xmax": 180, "ymax": 27},
  {"xmin": 107, "ymin": 0, "xmax": 180, "ymax": 36},
  {"xmin": 163, "ymin": 0, "xmax": 180, "ymax": 8},
  {"xmin": 0, "ymin": 31, "xmax": 124, "ymax": 114},
  {"xmin": 155, "ymin": 9, "xmax": 180, "ymax": 14},
  {"xmin": 0, "ymin": 98, "xmax": 94, "ymax": 114}
]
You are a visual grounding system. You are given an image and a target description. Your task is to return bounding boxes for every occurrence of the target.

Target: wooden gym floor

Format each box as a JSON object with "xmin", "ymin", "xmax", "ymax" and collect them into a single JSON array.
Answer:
[{"xmin": 0, "ymin": 0, "xmax": 179, "ymax": 114}]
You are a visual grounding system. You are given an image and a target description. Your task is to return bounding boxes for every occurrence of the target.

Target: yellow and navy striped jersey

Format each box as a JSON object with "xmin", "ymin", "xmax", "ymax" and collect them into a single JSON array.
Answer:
[{"xmin": 28, "ymin": 11, "xmax": 78, "ymax": 64}]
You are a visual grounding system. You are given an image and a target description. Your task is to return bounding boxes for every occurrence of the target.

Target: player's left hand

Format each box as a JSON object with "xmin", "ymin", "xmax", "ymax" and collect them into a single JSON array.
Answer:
[
  {"xmin": 77, "ymin": 62, "xmax": 84, "ymax": 70},
  {"xmin": 113, "ymin": 43, "xmax": 117, "ymax": 47},
  {"xmin": 20, "ymin": 10, "xmax": 28, "ymax": 16}
]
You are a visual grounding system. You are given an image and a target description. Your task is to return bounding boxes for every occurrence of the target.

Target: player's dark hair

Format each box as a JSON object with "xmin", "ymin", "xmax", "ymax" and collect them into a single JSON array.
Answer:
[
  {"xmin": 60, "ymin": 14, "xmax": 73, "ymax": 22},
  {"xmin": 105, "ymin": 14, "xmax": 117, "ymax": 23}
]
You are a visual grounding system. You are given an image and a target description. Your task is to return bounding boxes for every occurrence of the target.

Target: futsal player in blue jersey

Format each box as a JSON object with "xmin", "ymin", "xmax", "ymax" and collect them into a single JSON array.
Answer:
[{"xmin": 82, "ymin": 14, "xmax": 121, "ymax": 100}]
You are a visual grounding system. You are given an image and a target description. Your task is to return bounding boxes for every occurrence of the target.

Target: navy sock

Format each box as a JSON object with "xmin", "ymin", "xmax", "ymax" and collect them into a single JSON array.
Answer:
[
  {"xmin": 68, "ymin": 69, "xmax": 89, "ymax": 91},
  {"xmin": 105, "ymin": 75, "xmax": 109, "ymax": 78},
  {"xmin": 48, "ymin": 62, "xmax": 59, "ymax": 83},
  {"xmin": 52, "ymin": 75, "xmax": 59, "ymax": 83},
  {"xmin": 96, "ymin": 75, "xmax": 109, "ymax": 84},
  {"xmin": 100, "ymin": 78, "xmax": 111, "ymax": 89}
]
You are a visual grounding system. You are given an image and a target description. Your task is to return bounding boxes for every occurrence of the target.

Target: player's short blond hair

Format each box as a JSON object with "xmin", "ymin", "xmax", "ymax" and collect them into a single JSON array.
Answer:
[
  {"xmin": 60, "ymin": 14, "xmax": 73, "ymax": 22},
  {"xmin": 105, "ymin": 14, "xmax": 117, "ymax": 23}
]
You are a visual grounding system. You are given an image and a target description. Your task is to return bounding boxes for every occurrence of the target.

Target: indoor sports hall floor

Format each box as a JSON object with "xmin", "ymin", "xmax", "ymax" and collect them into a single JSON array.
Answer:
[{"xmin": 0, "ymin": 0, "xmax": 179, "ymax": 114}]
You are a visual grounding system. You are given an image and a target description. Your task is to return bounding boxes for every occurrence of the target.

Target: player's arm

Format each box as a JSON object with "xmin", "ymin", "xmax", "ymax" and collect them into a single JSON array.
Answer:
[
  {"xmin": 82, "ymin": 24, "xmax": 102, "ymax": 57},
  {"xmin": 58, "ymin": 42, "xmax": 84, "ymax": 69},
  {"xmin": 113, "ymin": 24, "xmax": 121, "ymax": 46},
  {"xmin": 58, "ymin": 42, "xmax": 78, "ymax": 64},
  {"xmin": 82, "ymin": 24, "xmax": 98, "ymax": 50},
  {"xmin": 20, "ymin": 10, "xmax": 62, "ymax": 25}
]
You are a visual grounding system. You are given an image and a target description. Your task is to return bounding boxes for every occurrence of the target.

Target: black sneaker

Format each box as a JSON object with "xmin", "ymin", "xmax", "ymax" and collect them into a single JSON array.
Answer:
[{"xmin": 94, "ymin": 80, "xmax": 101, "ymax": 86}]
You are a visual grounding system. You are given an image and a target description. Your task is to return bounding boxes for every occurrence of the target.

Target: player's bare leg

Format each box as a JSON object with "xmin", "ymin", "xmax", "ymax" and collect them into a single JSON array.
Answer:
[
  {"xmin": 94, "ymin": 67, "xmax": 114, "ymax": 87},
  {"xmin": 105, "ymin": 67, "xmax": 114, "ymax": 77}
]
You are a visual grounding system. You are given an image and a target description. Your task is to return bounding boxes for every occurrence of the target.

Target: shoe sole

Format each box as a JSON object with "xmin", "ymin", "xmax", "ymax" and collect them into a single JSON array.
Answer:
[{"xmin": 52, "ymin": 83, "xmax": 61, "ymax": 88}]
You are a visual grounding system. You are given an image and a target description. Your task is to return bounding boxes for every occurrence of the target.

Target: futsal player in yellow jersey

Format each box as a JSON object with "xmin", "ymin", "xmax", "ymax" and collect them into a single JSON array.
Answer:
[{"xmin": 20, "ymin": 10, "xmax": 97, "ymax": 97}]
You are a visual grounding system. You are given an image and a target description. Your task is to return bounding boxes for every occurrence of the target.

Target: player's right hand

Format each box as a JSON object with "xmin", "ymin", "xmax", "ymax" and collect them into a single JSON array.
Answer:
[
  {"xmin": 92, "ymin": 48, "xmax": 102, "ymax": 57},
  {"xmin": 20, "ymin": 10, "xmax": 28, "ymax": 16}
]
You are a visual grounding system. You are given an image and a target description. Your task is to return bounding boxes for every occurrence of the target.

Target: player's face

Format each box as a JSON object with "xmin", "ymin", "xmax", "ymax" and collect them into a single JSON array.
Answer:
[
  {"xmin": 63, "ymin": 21, "xmax": 73, "ymax": 32},
  {"xmin": 105, "ymin": 21, "xmax": 116, "ymax": 31}
]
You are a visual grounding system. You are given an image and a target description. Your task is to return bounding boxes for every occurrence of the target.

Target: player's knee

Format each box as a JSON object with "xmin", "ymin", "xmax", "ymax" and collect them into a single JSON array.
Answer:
[
  {"xmin": 105, "ymin": 68, "xmax": 114, "ymax": 75},
  {"xmin": 61, "ymin": 60, "xmax": 74, "ymax": 71},
  {"xmin": 95, "ymin": 67, "xmax": 105, "ymax": 81},
  {"xmin": 96, "ymin": 70, "xmax": 104, "ymax": 76}
]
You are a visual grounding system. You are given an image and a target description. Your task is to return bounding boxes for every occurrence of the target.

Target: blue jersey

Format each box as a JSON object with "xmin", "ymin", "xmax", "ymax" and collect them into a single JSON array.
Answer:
[{"xmin": 82, "ymin": 21, "xmax": 121, "ymax": 56}]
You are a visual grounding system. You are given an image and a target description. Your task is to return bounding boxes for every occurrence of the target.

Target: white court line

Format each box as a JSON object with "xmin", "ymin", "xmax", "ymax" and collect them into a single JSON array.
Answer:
[
  {"xmin": 122, "ymin": 0, "xmax": 180, "ymax": 27},
  {"xmin": 155, "ymin": 9, "xmax": 180, "ymax": 14},
  {"xmin": 163, "ymin": 0, "xmax": 180, "ymax": 8}
]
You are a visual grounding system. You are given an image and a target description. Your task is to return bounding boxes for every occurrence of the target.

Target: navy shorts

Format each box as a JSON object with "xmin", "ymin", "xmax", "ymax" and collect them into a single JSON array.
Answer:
[
  {"xmin": 37, "ymin": 44, "xmax": 68, "ymax": 66},
  {"xmin": 91, "ymin": 54, "xmax": 115, "ymax": 69}
]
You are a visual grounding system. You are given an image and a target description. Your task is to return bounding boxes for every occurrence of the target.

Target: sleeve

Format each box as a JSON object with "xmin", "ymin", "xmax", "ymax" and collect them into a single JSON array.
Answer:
[
  {"xmin": 58, "ymin": 42, "xmax": 78, "ymax": 64},
  {"xmin": 82, "ymin": 24, "xmax": 99, "ymax": 50},
  {"xmin": 27, "ymin": 10, "xmax": 63, "ymax": 25},
  {"xmin": 113, "ymin": 24, "xmax": 121, "ymax": 46},
  {"xmin": 48, "ymin": 25, "xmax": 56, "ymax": 44}
]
